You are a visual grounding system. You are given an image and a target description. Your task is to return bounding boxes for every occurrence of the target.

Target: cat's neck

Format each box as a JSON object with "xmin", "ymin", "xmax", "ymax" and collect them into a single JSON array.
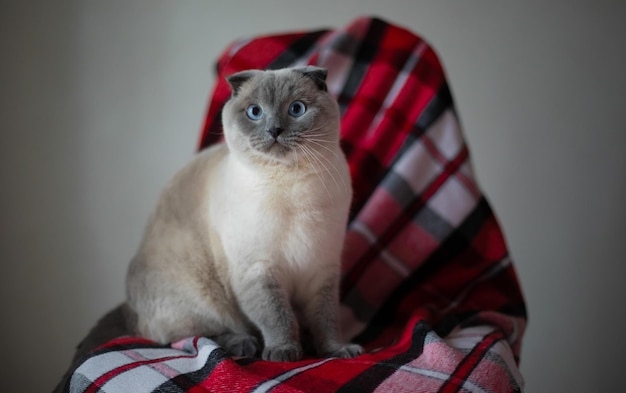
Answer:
[
  {"xmin": 224, "ymin": 145, "xmax": 348, "ymax": 199},
  {"xmin": 228, "ymin": 147, "xmax": 328, "ymax": 178}
]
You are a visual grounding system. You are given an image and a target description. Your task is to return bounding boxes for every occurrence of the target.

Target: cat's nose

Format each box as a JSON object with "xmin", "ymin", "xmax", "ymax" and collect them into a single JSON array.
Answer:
[{"xmin": 267, "ymin": 127, "xmax": 284, "ymax": 139}]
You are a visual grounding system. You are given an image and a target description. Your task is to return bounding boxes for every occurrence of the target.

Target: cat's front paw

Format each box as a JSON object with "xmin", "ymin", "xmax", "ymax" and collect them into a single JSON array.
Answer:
[
  {"xmin": 215, "ymin": 333, "xmax": 260, "ymax": 358},
  {"xmin": 326, "ymin": 343, "xmax": 364, "ymax": 359},
  {"xmin": 263, "ymin": 343, "xmax": 302, "ymax": 362}
]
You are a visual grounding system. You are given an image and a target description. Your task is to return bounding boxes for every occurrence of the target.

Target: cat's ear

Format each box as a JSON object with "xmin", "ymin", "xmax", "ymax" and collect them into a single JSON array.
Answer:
[
  {"xmin": 295, "ymin": 66, "xmax": 328, "ymax": 92},
  {"xmin": 227, "ymin": 70, "xmax": 263, "ymax": 96}
]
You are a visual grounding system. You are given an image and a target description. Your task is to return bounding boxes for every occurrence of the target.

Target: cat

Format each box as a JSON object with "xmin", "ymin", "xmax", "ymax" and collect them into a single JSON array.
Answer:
[{"xmin": 125, "ymin": 66, "xmax": 363, "ymax": 362}]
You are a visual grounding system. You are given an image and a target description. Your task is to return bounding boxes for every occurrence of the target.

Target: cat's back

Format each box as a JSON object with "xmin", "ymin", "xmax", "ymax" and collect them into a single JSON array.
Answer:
[
  {"xmin": 132, "ymin": 143, "xmax": 229, "ymax": 263},
  {"xmin": 129, "ymin": 142, "xmax": 228, "ymax": 282},
  {"xmin": 154, "ymin": 143, "xmax": 228, "ymax": 219}
]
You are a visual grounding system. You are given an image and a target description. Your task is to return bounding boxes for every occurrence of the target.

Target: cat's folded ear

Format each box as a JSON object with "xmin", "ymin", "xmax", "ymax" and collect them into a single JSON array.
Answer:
[
  {"xmin": 294, "ymin": 66, "xmax": 328, "ymax": 92},
  {"xmin": 227, "ymin": 70, "xmax": 263, "ymax": 96}
]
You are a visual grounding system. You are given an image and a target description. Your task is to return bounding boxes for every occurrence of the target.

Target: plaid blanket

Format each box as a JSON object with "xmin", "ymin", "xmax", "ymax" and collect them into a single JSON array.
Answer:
[{"xmin": 66, "ymin": 16, "xmax": 527, "ymax": 392}]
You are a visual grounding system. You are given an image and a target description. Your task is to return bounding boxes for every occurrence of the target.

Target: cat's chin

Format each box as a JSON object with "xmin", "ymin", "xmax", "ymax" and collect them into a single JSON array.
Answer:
[{"xmin": 252, "ymin": 143, "xmax": 296, "ymax": 166}]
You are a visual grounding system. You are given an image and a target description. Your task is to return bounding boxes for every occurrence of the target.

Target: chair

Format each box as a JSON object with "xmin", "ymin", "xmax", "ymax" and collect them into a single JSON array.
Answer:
[{"xmin": 58, "ymin": 16, "xmax": 527, "ymax": 392}]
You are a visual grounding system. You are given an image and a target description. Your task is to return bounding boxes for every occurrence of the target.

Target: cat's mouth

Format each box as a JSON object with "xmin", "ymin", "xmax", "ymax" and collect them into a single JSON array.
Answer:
[{"xmin": 256, "ymin": 139, "xmax": 292, "ymax": 159}]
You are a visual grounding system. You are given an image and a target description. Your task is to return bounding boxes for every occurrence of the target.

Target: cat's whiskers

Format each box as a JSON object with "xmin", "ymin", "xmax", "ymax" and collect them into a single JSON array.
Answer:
[
  {"xmin": 301, "ymin": 139, "xmax": 349, "ymax": 194},
  {"xmin": 293, "ymin": 142, "xmax": 301, "ymax": 174},
  {"xmin": 304, "ymin": 138, "xmax": 344, "ymax": 165},
  {"xmin": 298, "ymin": 142, "xmax": 346, "ymax": 196},
  {"xmin": 302, "ymin": 122, "xmax": 330, "ymax": 134},
  {"xmin": 304, "ymin": 128, "xmax": 335, "ymax": 137},
  {"xmin": 299, "ymin": 126, "xmax": 349, "ymax": 193},
  {"xmin": 302, "ymin": 123, "xmax": 343, "ymax": 155},
  {"xmin": 296, "ymin": 144, "xmax": 333, "ymax": 199}
]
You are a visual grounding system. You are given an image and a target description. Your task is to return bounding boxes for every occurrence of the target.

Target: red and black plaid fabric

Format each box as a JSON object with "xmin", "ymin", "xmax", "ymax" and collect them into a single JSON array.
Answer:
[{"xmin": 67, "ymin": 17, "xmax": 527, "ymax": 392}]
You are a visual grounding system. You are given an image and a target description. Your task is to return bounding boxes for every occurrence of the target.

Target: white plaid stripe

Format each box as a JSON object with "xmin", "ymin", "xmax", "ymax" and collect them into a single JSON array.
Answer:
[
  {"xmin": 365, "ymin": 41, "xmax": 428, "ymax": 137},
  {"xmin": 323, "ymin": 50, "xmax": 355, "ymax": 98},
  {"xmin": 444, "ymin": 326, "xmax": 498, "ymax": 350},
  {"xmin": 426, "ymin": 109, "xmax": 465, "ymax": 161},
  {"xmin": 251, "ymin": 358, "xmax": 335, "ymax": 393},
  {"xmin": 316, "ymin": 30, "xmax": 363, "ymax": 99},
  {"xmin": 485, "ymin": 340, "xmax": 524, "ymax": 390},
  {"xmin": 379, "ymin": 366, "xmax": 489, "ymax": 393},
  {"xmin": 371, "ymin": 331, "xmax": 459, "ymax": 393},
  {"xmin": 72, "ymin": 351, "xmax": 138, "ymax": 385},
  {"xmin": 374, "ymin": 328, "xmax": 512, "ymax": 393},
  {"xmin": 163, "ymin": 338, "xmax": 220, "ymax": 372},
  {"xmin": 458, "ymin": 160, "xmax": 481, "ymax": 198},
  {"xmin": 424, "ymin": 109, "xmax": 482, "ymax": 200},
  {"xmin": 122, "ymin": 348, "xmax": 181, "ymax": 380},
  {"xmin": 352, "ymin": 219, "xmax": 411, "ymax": 277},
  {"xmin": 428, "ymin": 175, "xmax": 480, "ymax": 228},
  {"xmin": 71, "ymin": 338, "xmax": 221, "ymax": 393},
  {"xmin": 102, "ymin": 362, "xmax": 170, "ymax": 393},
  {"xmin": 393, "ymin": 136, "xmax": 443, "ymax": 196}
]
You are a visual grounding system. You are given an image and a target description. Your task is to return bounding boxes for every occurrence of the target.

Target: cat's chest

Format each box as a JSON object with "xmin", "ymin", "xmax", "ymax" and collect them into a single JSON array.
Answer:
[
  {"xmin": 211, "ymin": 157, "xmax": 349, "ymax": 267},
  {"xmin": 216, "ymin": 175, "xmax": 339, "ymax": 258},
  {"xmin": 246, "ymin": 179, "xmax": 327, "ymax": 233},
  {"xmin": 234, "ymin": 164, "xmax": 332, "ymax": 218}
]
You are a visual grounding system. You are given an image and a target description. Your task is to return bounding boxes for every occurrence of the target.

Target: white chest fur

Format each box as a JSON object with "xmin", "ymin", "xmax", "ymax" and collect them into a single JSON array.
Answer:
[{"xmin": 209, "ymin": 151, "xmax": 350, "ymax": 283}]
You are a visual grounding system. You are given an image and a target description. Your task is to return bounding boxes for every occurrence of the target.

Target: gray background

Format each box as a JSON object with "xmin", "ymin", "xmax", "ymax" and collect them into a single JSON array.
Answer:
[{"xmin": 1, "ymin": 1, "xmax": 625, "ymax": 392}]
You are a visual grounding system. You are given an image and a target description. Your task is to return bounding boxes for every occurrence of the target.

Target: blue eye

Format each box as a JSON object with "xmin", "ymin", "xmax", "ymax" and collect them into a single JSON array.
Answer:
[
  {"xmin": 246, "ymin": 104, "xmax": 263, "ymax": 120},
  {"xmin": 288, "ymin": 100, "xmax": 306, "ymax": 117}
]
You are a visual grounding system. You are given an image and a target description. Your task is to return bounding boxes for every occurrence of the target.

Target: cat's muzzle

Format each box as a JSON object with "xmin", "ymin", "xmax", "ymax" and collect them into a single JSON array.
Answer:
[{"xmin": 267, "ymin": 127, "xmax": 285, "ymax": 140}]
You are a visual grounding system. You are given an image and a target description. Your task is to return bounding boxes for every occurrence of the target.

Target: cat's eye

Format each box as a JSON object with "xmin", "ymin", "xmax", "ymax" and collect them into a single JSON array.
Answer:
[
  {"xmin": 246, "ymin": 104, "xmax": 263, "ymax": 120},
  {"xmin": 288, "ymin": 101, "xmax": 306, "ymax": 117}
]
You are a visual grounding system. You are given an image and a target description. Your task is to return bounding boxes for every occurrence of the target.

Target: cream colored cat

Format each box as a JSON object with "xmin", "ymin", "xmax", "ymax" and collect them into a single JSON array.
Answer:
[{"xmin": 125, "ymin": 66, "xmax": 363, "ymax": 362}]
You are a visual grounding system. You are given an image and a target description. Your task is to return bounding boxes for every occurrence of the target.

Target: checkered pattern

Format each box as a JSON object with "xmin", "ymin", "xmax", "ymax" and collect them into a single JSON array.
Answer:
[
  {"xmin": 66, "ymin": 16, "xmax": 527, "ymax": 392},
  {"xmin": 69, "ymin": 320, "xmax": 522, "ymax": 393}
]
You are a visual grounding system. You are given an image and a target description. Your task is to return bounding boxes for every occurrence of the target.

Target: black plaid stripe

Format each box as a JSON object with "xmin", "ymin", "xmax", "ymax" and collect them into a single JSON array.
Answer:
[
  {"xmin": 342, "ymin": 144, "xmax": 469, "ymax": 300},
  {"xmin": 267, "ymin": 29, "xmax": 329, "ymax": 70},
  {"xmin": 344, "ymin": 145, "xmax": 388, "ymax": 223},
  {"xmin": 380, "ymin": 170, "xmax": 415, "ymax": 208},
  {"xmin": 343, "ymin": 286, "xmax": 376, "ymax": 323},
  {"xmin": 336, "ymin": 18, "xmax": 387, "ymax": 112},
  {"xmin": 392, "ymin": 82, "xmax": 454, "ymax": 167},
  {"xmin": 414, "ymin": 205, "xmax": 455, "ymax": 241},
  {"xmin": 337, "ymin": 320, "xmax": 430, "ymax": 393},
  {"xmin": 379, "ymin": 171, "xmax": 456, "ymax": 242},
  {"xmin": 437, "ymin": 329, "xmax": 507, "ymax": 393},
  {"xmin": 353, "ymin": 197, "xmax": 495, "ymax": 345},
  {"xmin": 154, "ymin": 347, "xmax": 229, "ymax": 392}
]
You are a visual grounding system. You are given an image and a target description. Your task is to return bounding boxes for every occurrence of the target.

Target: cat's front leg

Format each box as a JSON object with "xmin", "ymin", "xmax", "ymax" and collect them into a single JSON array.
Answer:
[
  {"xmin": 301, "ymin": 275, "xmax": 363, "ymax": 359},
  {"xmin": 236, "ymin": 262, "xmax": 302, "ymax": 362}
]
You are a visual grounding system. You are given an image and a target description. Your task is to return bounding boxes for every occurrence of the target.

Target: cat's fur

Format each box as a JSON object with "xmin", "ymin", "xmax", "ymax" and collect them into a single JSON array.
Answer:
[{"xmin": 125, "ymin": 66, "xmax": 363, "ymax": 361}]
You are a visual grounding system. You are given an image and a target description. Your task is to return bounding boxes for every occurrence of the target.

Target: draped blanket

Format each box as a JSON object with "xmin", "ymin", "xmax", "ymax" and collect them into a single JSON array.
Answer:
[{"xmin": 66, "ymin": 16, "xmax": 527, "ymax": 393}]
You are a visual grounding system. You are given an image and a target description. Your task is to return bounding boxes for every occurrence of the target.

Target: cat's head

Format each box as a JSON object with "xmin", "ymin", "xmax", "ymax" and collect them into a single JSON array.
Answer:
[{"xmin": 222, "ymin": 67, "xmax": 340, "ymax": 166}]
